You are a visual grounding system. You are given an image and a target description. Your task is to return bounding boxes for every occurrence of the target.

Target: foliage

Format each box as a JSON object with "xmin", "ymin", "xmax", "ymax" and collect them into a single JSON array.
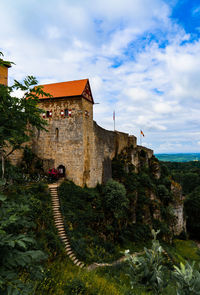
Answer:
[
  {"xmin": 36, "ymin": 259, "xmax": 123, "ymax": 295},
  {"xmin": 0, "ymin": 53, "xmax": 51, "ymax": 180},
  {"xmin": 172, "ymin": 262, "xmax": 200, "ymax": 295},
  {"xmin": 102, "ymin": 179, "xmax": 128, "ymax": 223},
  {"xmin": 0, "ymin": 77, "xmax": 48, "ymax": 156},
  {"xmin": 125, "ymin": 230, "xmax": 168, "ymax": 294},
  {"xmin": 157, "ymin": 184, "xmax": 171, "ymax": 205},
  {"xmin": 173, "ymin": 240, "xmax": 200, "ymax": 264},
  {"xmin": 162, "ymin": 161, "xmax": 200, "ymax": 239},
  {"xmin": 19, "ymin": 146, "xmax": 46, "ymax": 183},
  {"xmin": 58, "ymin": 180, "xmax": 125, "ymax": 263},
  {"xmin": 162, "ymin": 161, "xmax": 200, "ymax": 195},
  {"xmin": 0, "ymin": 170, "xmax": 64, "ymax": 295},
  {"xmin": 184, "ymin": 186, "xmax": 200, "ymax": 239},
  {"xmin": 112, "ymin": 157, "xmax": 126, "ymax": 180},
  {"xmin": 0, "ymin": 183, "xmax": 47, "ymax": 294}
]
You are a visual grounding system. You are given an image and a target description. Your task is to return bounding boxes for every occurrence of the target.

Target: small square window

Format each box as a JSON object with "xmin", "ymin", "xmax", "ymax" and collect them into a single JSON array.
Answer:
[
  {"xmin": 46, "ymin": 110, "xmax": 52, "ymax": 118},
  {"xmin": 65, "ymin": 109, "xmax": 68, "ymax": 117}
]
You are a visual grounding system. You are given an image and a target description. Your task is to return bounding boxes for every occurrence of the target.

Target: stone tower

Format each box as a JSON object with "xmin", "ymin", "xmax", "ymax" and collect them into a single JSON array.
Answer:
[{"xmin": 33, "ymin": 79, "xmax": 95, "ymax": 187}]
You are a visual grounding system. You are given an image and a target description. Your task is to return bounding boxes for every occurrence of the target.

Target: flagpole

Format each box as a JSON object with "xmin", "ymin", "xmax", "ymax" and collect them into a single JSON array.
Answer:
[{"xmin": 113, "ymin": 111, "xmax": 115, "ymax": 131}]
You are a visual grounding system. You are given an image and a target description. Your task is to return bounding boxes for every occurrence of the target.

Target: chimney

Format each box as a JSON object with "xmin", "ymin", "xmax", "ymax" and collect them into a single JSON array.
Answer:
[{"xmin": 0, "ymin": 60, "xmax": 11, "ymax": 86}]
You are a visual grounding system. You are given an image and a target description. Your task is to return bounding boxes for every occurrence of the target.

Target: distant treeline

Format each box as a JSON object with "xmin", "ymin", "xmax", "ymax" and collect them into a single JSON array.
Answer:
[{"xmin": 156, "ymin": 153, "xmax": 200, "ymax": 162}]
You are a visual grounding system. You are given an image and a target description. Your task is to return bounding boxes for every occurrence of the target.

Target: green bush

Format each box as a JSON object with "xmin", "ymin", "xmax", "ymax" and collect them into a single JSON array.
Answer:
[
  {"xmin": 0, "ymin": 183, "xmax": 47, "ymax": 294},
  {"xmin": 125, "ymin": 230, "xmax": 168, "ymax": 294},
  {"xmin": 184, "ymin": 186, "xmax": 200, "ymax": 239},
  {"xmin": 63, "ymin": 278, "xmax": 87, "ymax": 294},
  {"xmin": 172, "ymin": 262, "xmax": 200, "ymax": 295},
  {"xmin": 102, "ymin": 179, "xmax": 128, "ymax": 219}
]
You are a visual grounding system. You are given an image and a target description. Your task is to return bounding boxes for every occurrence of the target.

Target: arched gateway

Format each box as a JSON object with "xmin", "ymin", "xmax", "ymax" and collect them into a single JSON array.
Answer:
[{"xmin": 57, "ymin": 165, "xmax": 65, "ymax": 178}]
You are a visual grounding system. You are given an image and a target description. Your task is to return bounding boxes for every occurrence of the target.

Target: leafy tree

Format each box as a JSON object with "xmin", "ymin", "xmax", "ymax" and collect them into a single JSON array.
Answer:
[
  {"xmin": 184, "ymin": 186, "xmax": 200, "ymax": 239},
  {"xmin": 0, "ymin": 53, "xmax": 50, "ymax": 179},
  {"xmin": 0, "ymin": 182, "xmax": 47, "ymax": 294},
  {"xmin": 102, "ymin": 179, "xmax": 129, "ymax": 238},
  {"xmin": 102, "ymin": 179, "xmax": 128, "ymax": 219},
  {"xmin": 182, "ymin": 173, "xmax": 200, "ymax": 195}
]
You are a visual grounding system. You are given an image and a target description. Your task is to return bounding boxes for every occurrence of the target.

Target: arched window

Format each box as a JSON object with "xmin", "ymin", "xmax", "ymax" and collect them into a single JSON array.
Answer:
[{"xmin": 56, "ymin": 128, "xmax": 59, "ymax": 141}]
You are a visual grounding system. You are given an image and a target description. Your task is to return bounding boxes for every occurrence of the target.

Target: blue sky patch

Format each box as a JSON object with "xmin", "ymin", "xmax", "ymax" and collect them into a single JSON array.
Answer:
[{"xmin": 171, "ymin": 0, "xmax": 200, "ymax": 36}]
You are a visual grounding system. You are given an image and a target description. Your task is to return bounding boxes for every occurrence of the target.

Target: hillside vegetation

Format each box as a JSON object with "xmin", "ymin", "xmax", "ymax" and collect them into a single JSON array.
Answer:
[
  {"xmin": 161, "ymin": 161, "xmax": 200, "ymax": 240},
  {"xmin": 1, "ymin": 56, "xmax": 200, "ymax": 294}
]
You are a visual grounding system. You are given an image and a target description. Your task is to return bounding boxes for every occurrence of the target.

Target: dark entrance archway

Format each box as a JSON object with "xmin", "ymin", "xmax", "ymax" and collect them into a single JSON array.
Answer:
[{"xmin": 57, "ymin": 165, "xmax": 66, "ymax": 178}]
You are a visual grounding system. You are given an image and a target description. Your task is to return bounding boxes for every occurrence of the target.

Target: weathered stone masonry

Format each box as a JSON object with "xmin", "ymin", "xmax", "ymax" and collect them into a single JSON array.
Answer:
[
  {"xmin": 3, "ymin": 74, "xmax": 153, "ymax": 187},
  {"xmin": 30, "ymin": 79, "xmax": 153, "ymax": 187}
]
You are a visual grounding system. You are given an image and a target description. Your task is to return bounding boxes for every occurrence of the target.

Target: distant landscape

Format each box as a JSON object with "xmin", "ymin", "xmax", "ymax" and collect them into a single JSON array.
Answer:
[{"xmin": 155, "ymin": 153, "xmax": 200, "ymax": 162}]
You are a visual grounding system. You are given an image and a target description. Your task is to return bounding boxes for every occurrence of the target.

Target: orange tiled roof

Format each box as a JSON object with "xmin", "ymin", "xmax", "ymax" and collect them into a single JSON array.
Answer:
[{"xmin": 38, "ymin": 78, "xmax": 94, "ymax": 103}]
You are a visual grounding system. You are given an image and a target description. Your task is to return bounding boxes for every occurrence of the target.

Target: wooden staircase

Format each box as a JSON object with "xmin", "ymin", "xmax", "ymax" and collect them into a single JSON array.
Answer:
[{"xmin": 49, "ymin": 184, "xmax": 85, "ymax": 268}]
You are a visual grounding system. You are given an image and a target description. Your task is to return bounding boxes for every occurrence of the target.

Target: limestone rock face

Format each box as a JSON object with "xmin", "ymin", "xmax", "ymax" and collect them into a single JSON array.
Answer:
[{"xmin": 171, "ymin": 181, "xmax": 186, "ymax": 236}]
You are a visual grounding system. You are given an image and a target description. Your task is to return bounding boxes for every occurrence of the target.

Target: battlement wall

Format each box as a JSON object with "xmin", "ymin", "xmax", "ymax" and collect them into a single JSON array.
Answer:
[{"xmin": 88, "ymin": 122, "xmax": 138, "ymax": 186}]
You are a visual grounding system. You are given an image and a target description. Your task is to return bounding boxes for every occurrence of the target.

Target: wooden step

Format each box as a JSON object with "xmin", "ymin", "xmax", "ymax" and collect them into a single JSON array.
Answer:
[
  {"xmin": 69, "ymin": 254, "xmax": 76, "ymax": 259},
  {"xmin": 58, "ymin": 229, "xmax": 65, "ymax": 233},
  {"xmin": 67, "ymin": 250, "xmax": 73, "ymax": 255},
  {"xmin": 63, "ymin": 239, "xmax": 69, "ymax": 243},
  {"xmin": 76, "ymin": 261, "xmax": 83, "ymax": 267},
  {"xmin": 79, "ymin": 264, "xmax": 85, "ymax": 268},
  {"xmin": 60, "ymin": 233, "xmax": 67, "ymax": 238}
]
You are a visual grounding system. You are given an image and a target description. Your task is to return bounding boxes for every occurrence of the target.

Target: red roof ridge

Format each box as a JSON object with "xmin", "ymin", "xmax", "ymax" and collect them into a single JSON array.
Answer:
[
  {"xmin": 37, "ymin": 78, "xmax": 94, "ymax": 103},
  {"xmin": 40, "ymin": 78, "xmax": 89, "ymax": 87}
]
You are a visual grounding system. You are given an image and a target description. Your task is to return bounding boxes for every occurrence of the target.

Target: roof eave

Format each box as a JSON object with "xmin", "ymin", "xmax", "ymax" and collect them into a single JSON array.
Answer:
[{"xmin": 38, "ymin": 95, "xmax": 83, "ymax": 101}]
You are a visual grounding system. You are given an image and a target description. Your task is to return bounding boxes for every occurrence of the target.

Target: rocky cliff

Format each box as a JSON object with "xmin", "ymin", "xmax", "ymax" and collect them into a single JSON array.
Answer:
[{"xmin": 111, "ymin": 149, "xmax": 186, "ymax": 240}]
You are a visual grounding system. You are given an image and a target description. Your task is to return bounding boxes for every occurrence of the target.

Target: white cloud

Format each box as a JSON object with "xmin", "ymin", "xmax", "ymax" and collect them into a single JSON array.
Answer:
[{"xmin": 1, "ymin": 0, "xmax": 200, "ymax": 153}]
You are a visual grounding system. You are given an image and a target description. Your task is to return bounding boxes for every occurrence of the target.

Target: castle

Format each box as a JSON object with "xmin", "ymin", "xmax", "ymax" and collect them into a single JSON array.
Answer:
[
  {"xmin": 0, "ymin": 61, "xmax": 153, "ymax": 187},
  {"xmin": 1, "ymin": 60, "xmax": 186, "ymax": 236}
]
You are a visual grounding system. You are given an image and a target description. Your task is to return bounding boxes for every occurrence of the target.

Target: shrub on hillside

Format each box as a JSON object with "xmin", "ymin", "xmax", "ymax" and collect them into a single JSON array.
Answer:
[
  {"xmin": 125, "ymin": 229, "xmax": 168, "ymax": 294},
  {"xmin": 172, "ymin": 262, "xmax": 200, "ymax": 295},
  {"xmin": 102, "ymin": 179, "xmax": 128, "ymax": 219},
  {"xmin": 184, "ymin": 186, "xmax": 200, "ymax": 239}
]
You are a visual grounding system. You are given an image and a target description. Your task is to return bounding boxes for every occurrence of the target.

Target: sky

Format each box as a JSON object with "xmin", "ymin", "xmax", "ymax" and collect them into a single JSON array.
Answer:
[{"xmin": 1, "ymin": 0, "xmax": 200, "ymax": 153}]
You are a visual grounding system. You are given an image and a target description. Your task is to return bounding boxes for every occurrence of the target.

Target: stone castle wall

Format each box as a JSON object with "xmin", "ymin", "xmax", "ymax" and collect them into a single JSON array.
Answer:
[
  {"xmin": 7, "ymin": 96, "xmax": 154, "ymax": 187},
  {"xmin": 32, "ymin": 97, "xmax": 91, "ymax": 187},
  {"xmin": 90, "ymin": 122, "xmax": 138, "ymax": 185}
]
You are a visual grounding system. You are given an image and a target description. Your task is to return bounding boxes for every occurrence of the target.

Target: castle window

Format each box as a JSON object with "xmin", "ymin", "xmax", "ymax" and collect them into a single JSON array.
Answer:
[
  {"xmin": 65, "ymin": 109, "xmax": 68, "ymax": 117},
  {"xmin": 85, "ymin": 110, "xmax": 89, "ymax": 117},
  {"xmin": 56, "ymin": 128, "xmax": 59, "ymax": 141},
  {"xmin": 46, "ymin": 110, "xmax": 52, "ymax": 118}
]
